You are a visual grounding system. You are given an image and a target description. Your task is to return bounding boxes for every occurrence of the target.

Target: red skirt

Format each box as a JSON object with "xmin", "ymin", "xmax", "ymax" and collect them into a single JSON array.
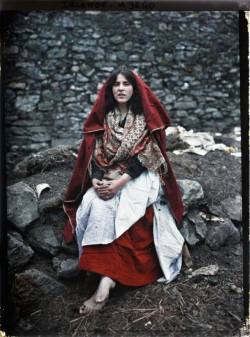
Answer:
[{"xmin": 79, "ymin": 205, "xmax": 163, "ymax": 286}]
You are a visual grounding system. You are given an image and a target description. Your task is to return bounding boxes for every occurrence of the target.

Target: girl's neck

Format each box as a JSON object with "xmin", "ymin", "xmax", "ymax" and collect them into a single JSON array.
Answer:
[{"xmin": 118, "ymin": 104, "xmax": 128, "ymax": 115}]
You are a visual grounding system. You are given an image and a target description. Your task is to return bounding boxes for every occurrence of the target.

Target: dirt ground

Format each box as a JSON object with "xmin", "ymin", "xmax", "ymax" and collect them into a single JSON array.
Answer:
[
  {"xmin": 5, "ymin": 150, "xmax": 246, "ymax": 337},
  {"xmin": 9, "ymin": 242, "xmax": 244, "ymax": 337}
]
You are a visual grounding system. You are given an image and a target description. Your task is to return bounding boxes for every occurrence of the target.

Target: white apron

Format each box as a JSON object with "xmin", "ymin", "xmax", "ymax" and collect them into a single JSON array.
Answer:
[{"xmin": 75, "ymin": 171, "xmax": 184, "ymax": 283}]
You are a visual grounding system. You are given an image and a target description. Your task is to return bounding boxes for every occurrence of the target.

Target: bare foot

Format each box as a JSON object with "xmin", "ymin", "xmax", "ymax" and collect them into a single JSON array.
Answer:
[
  {"xmin": 79, "ymin": 291, "xmax": 107, "ymax": 315},
  {"xmin": 95, "ymin": 276, "xmax": 116, "ymax": 302},
  {"xmin": 79, "ymin": 276, "xmax": 116, "ymax": 315}
]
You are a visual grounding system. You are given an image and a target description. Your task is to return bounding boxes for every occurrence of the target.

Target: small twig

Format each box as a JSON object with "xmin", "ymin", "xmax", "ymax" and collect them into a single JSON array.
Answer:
[
  {"xmin": 117, "ymin": 307, "xmax": 157, "ymax": 313},
  {"xmin": 185, "ymin": 313, "xmax": 200, "ymax": 324},
  {"xmin": 70, "ymin": 316, "xmax": 83, "ymax": 324},
  {"xmin": 107, "ymin": 327, "xmax": 116, "ymax": 334},
  {"xmin": 164, "ymin": 280, "xmax": 188, "ymax": 291},
  {"xmin": 124, "ymin": 308, "xmax": 159, "ymax": 330},
  {"xmin": 227, "ymin": 310, "xmax": 242, "ymax": 322},
  {"xmin": 30, "ymin": 310, "xmax": 42, "ymax": 316},
  {"xmin": 178, "ymin": 292, "xmax": 185, "ymax": 307},
  {"xmin": 164, "ymin": 315, "xmax": 175, "ymax": 320},
  {"xmin": 177, "ymin": 283, "xmax": 193, "ymax": 288},
  {"xmin": 132, "ymin": 309, "xmax": 158, "ymax": 324},
  {"xmin": 70, "ymin": 150, "xmax": 78, "ymax": 157},
  {"xmin": 137, "ymin": 295, "xmax": 151, "ymax": 307},
  {"xmin": 72, "ymin": 317, "xmax": 85, "ymax": 337}
]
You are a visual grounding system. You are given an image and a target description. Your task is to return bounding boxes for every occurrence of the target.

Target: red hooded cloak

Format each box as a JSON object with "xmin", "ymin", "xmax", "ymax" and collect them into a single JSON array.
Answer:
[{"xmin": 63, "ymin": 71, "xmax": 184, "ymax": 243}]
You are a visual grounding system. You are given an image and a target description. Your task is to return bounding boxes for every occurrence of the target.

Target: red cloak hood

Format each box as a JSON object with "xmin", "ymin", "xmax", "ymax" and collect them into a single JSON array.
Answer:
[
  {"xmin": 83, "ymin": 71, "xmax": 171, "ymax": 134},
  {"xmin": 63, "ymin": 71, "xmax": 184, "ymax": 243}
]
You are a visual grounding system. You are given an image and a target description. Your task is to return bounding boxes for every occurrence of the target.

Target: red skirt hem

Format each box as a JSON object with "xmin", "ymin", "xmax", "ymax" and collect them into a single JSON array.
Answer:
[{"xmin": 79, "ymin": 205, "xmax": 163, "ymax": 286}]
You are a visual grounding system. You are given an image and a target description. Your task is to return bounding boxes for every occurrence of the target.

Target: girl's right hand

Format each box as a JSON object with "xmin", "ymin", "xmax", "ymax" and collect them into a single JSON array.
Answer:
[
  {"xmin": 92, "ymin": 178, "xmax": 114, "ymax": 200},
  {"xmin": 92, "ymin": 178, "xmax": 104, "ymax": 190}
]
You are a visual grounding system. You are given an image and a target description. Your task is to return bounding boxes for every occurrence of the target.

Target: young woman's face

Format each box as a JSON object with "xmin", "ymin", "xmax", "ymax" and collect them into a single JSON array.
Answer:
[{"xmin": 112, "ymin": 73, "xmax": 134, "ymax": 105}]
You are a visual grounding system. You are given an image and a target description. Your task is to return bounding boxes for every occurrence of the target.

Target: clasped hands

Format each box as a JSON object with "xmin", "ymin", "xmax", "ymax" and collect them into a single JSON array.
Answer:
[{"xmin": 92, "ymin": 174, "xmax": 131, "ymax": 200}]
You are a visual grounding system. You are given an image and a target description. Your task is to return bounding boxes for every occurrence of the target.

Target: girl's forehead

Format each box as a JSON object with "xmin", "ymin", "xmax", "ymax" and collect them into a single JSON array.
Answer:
[{"xmin": 115, "ymin": 73, "xmax": 128, "ymax": 82}]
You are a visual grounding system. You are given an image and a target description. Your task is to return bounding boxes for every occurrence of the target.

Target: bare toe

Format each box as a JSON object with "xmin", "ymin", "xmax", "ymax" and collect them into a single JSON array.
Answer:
[{"xmin": 79, "ymin": 304, "xmax": 88, "ymax": 315}]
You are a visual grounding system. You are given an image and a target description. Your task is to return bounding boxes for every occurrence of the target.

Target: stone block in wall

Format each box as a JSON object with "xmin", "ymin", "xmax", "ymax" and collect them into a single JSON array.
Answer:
[
  {"xmin": 72, "ymin": 45, "xmax": 88, "ymax": 53},
  {"xmin": 66, "ymin": 103, "xmax": 83, "ymax": 113},
  {"xmin": 184, "ymin": 116, "xmax": 201, "ymax": 129},
  {"xmin": 164, "ymin": 94, "xmax": 176, "ymax": 104},
  {"xmin": 38, "ymin": 101, "xmax": 54, "ymax": 111},
  {"xmin": 74, "ymin": 54, "xmax": 87, "ymax": 61},
  {"xmin": 47, "ymin": 40, "xmax": 62, "ymax": 47},
  {"xmin": 17, "ymin": 126, "xmax": 51, "ymax": 143},
  {"xmin": 177, "ymin": 110, "xmax": 188, "ymax": 118},
  {"xmin": 8, "ymin": 82, "xmax": 26, "ymax": 89},
  {"xmin": 23, "ymin": 143, "xmax": 49, "ymax": 152},
  {"xmin": 20, "ymin": 66, "xmax": 47, "ymax": 80},
  {"xmin": 51, "ymin": 138, "xmax": 78, "ymax": 147},
  {"xmin": 26, "ymin": 40, "xmax": 48, "ymax": 53},
  {"xmin": 76, "ymin": 74, "xmax": 88, "ymax": 82},
  {"xmin": 5, "ymin": 46, "xmax": 19, "ymax": 54},
  {"xmin": 174, "ymin": 101, "xmax": 197, "ymax": 110},
  {"xmin": 15, "ymin": 95, "xmax": 40, "ymax": 112},
  {"xmin": 47, "ymin": 48, "xmax": 67, "ymax": 59}
]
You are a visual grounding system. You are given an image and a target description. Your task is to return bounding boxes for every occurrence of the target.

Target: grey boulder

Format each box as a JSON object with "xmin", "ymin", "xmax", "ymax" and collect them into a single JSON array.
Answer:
[
  {"xmin": 13, "ymin": 268, "xmax": 66, "ymax": 314},
  {"xmin": 205, "ymin": 218, "xmax": 240, "ymax": 250},
  {"xmin": 61, "ymin": 239, "xmax": 78, "ymax": 256},
  {"xmin": 180, "ymin": 218, "xmax": 200, "ymax": 246},
  {"xmin": 8, "ymin": 231, "xmax": 34, "ymax": 273},
  {"xmin": 187, "ymin": 209, "xmax": 208, "ymax": 240},
  {"xmin": 7, "ymin": 182, "xmax": 39, "ymax": 231},
  {"xmin": 52, "ymin": 256, "xmax": 80, "ymax": 279},
  {"xmin": 27, "ymin": 225, "xmax": 61, "ymax": 256},
  {"xmin": 221, "ymin": 195, "xmax": 242, "ymax": 222},
  {"xmin": 177, "ymin": 179, "xmax": 204, "ymax": 210}
]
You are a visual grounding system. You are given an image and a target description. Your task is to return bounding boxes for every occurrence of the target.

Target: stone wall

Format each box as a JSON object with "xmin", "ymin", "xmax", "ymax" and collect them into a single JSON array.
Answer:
[{"xmin": 3, "ymin": 11, "xmax": 240, "ymax": 165}]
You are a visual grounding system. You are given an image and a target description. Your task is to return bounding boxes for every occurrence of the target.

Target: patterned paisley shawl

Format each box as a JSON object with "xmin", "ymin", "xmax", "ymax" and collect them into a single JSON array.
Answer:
[{"xmin": 92, "ymin": 107, "xmax": 168, "ymax": 180}]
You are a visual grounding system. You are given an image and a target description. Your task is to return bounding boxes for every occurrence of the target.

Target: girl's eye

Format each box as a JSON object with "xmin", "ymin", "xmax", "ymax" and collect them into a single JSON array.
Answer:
[{"xmin": 113, "ymin": 81, "xmax": 131, "ymax": 87}]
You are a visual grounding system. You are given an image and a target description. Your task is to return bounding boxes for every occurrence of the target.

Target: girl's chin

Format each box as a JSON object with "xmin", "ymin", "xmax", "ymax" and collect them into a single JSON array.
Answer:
[{"xmin": 116, "ymin": 98, "xmax": 129, "ymax": 103}]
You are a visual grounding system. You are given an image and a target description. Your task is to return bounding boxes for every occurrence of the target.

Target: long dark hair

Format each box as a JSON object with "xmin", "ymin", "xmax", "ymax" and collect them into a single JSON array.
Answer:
[{"xmin": 104, "ymin": 67, "xmax": 143, "ymax": 115}]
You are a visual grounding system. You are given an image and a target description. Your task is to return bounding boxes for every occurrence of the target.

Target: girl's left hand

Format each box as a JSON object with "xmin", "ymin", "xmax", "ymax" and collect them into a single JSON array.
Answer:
[
  {"xmin": 97, "ymin": 174, "xmax": 131, "ymax": 200},
  {"xmin": 96, "ymin": 180, "xmax": 122, "ymax": 199},
  {"xmin": 104, "ymin": 179, "xmax": 123, "ymax": 195}
]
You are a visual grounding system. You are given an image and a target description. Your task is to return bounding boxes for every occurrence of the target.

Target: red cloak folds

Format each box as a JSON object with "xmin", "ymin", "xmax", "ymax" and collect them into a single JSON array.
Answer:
[{"xmin": 63, "ymin": 71, "xmax": 184, "ymax": 243}]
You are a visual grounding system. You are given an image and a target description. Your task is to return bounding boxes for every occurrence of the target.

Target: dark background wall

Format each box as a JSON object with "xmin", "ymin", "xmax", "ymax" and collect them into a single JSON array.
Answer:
[{"xmin": 3, "ymin": 11, "xmax": 239, "ymax": 166}]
